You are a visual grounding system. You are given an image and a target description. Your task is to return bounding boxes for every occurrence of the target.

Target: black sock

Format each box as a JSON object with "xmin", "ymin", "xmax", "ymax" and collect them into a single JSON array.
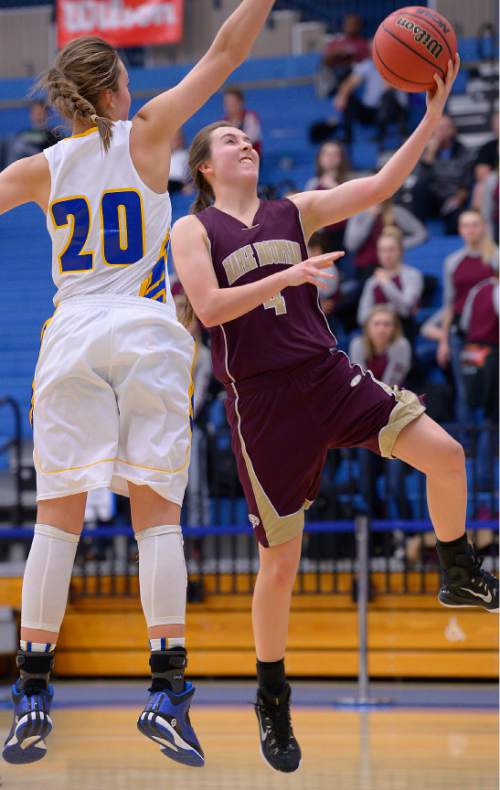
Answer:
[
  {"xmin": 257, "ymin": 658, "xmax": 286, "ymax": 696},
  {"xmin": 436, "ymin": 533, "xmax": 469, "ymax": 570}
]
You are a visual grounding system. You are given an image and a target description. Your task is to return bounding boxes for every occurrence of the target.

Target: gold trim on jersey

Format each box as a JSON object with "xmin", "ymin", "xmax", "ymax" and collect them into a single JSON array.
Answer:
[
  {"xmin": 219, "ymin": 325, "xmax": 305, "ymax": 547},
  {"xmin": 49, "ymin": 194, "xmax": 96, "ymax": 275},
  {"xmin": 139, "ymin": 229, "xmax": 170, "ymax": 302},
  {"xmin": 230, "ymin": 381, "xmax": 305, "ymax": 547},
  {"xmin": 117, "ymin": 204, "xmax": 128, "ymax": 250},
  {"xmin": 65, "ymin": 127, "xmax": 98, "ymax": 140},
  {"xmin": 378, "ymin": 386, "xmax": 426, "ymax": 459},
  {"xmin": 30, "ymin": 312, "xmax": 57, "ymax": 426},
  {"xmin": 34, "ymin": 341, "xmax": 197, "ymax": 478}
]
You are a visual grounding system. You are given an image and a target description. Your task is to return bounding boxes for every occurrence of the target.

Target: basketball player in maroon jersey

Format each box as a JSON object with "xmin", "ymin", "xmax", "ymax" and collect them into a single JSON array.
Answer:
[{"xmin": 172, "ymin": 56, "xmax": 498, "ymax": 773}]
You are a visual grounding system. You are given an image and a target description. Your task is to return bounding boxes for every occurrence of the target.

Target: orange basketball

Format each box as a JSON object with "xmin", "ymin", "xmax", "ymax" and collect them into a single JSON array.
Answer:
[{"xmin": 373, "ymin": 6, "xmax": 457, "ymax": 92}]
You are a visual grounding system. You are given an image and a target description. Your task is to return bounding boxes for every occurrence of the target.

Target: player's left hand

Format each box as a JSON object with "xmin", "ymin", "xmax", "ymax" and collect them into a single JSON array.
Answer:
[{"xmin": 426, "ymin": 54, "xmax": 460, "ymax": 120}]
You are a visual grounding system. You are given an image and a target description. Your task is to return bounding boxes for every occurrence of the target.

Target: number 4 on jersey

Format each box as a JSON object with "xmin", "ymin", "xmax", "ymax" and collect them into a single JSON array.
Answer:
[{"xmin": 264, "ymin": 292, "xmax": 287, "ymax": 316}]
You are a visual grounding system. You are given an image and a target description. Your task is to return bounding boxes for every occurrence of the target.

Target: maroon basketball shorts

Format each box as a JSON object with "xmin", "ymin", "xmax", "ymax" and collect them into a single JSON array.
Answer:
[{"xmin": 224, "ymin": 348, "xmax": 425, "ymax": 548}]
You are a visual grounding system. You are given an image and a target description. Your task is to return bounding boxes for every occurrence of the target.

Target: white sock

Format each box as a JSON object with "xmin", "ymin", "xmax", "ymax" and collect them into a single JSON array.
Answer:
[
  {"xmin": 21, "ymin": 524, "xmax": 79, "ymax": 634},
  {"xmin": 149, "ymin": 637, "xmax": 186, "ymax": 652},
  {"xmin": 20, "ymin": 640, "xmax": 55, "ymax": 653},
  {"xmin": 136, "ymin": 525, "xmax": 187, "ymax": 631}
]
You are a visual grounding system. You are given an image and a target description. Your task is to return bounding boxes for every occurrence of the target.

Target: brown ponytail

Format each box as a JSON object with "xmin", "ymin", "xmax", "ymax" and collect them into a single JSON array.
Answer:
[
  {"xmin": 177, "ymin": 121, "xmax": 233, "ymax": 327},
  {"xmin": 188, "ymin": 121, "xmax": 233, "ymax": 214},
  {"xmin": 38, "ymin": 37, "xmax": 120, "ymax": 152}
]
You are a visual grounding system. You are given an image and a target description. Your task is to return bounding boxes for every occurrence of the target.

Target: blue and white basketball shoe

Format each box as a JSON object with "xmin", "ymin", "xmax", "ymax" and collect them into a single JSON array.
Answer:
[
  {"xmin": 137, "ymin": 682, "xmax": 204, "ymax": 767},
  {"xmin": 2, "ymin": 679, "xmax": 53, "ymax": 764}
]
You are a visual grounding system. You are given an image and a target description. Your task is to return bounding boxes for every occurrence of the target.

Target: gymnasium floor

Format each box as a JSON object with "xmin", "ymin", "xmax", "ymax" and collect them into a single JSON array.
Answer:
[{"xmin": 0, "ymin": 681, "xmax": 498, "ymax": 789}]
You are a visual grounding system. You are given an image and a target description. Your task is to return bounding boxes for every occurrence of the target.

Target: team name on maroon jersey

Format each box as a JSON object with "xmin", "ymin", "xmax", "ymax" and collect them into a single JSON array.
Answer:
[
  {"xmin": 222, "ymin": 239, "xmax": 302, "ymax": 286},
  {"xmin": 195, "ymin": 199, "xmax": 336, "ymax": 384}
]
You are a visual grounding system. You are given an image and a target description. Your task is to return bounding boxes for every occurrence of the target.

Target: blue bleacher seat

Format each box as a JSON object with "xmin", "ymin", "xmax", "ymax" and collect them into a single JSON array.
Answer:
[{"xmin": 0, "ymin": 45, "xmax": 486, "ymax": 441}]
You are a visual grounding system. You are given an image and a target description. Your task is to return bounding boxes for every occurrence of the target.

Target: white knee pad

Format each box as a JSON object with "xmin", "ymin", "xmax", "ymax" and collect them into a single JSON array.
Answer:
[
  {"xmin": 136, "ymin": 524, "xmax": 187, "ymax": 629},
  {"xmin": 21, "ymin": 524, "xmax": 80, "ymax": 633}
]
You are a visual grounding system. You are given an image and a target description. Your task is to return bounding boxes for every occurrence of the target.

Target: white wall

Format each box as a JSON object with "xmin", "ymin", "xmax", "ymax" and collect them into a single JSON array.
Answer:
[
  {"xmin": 436, "ymin": 0, "xmax": 498, "ymax": 37},
  {"xmin": 0, "ymin": 6, "xmax": 54, "ymax": 78}
]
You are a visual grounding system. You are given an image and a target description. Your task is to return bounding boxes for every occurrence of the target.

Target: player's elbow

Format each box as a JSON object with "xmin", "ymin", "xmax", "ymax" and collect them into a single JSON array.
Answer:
[
  {"xmin": 196, "ymin": 301, "xmax": 220, "ymax": 328},
  {"xmin": 369, "ymin": 175, "xmax": 393, "ymax": 205},
  {"xmin": 199, "ymin": 312, "xmax": 218, "ymax": 329}
]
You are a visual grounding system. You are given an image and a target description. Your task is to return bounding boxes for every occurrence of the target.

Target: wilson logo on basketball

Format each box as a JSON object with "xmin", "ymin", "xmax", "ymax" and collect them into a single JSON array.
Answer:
[
  {"xmin": 396, "ymin": 17, "xmax": 444, "ymax": 60},
  {"xmin": 413, "ymin": 8, "xmax": 451, "ymax": 35}
]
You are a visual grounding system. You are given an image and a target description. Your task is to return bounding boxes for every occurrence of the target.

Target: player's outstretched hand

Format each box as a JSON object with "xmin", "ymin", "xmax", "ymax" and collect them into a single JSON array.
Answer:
[
  {"xmin": 426, "ymin": 54, "xmax": 460, "ymax": 120},
  {"xmin": 284, "ymin": 251, "xmax": 344, "ymax": 289}
]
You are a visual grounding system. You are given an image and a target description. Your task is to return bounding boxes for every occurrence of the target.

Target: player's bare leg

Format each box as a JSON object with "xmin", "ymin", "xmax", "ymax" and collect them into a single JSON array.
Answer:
[
  {"xmin": 3, "ymin": 493, "xmax": 86, "ymax": 764},
  {"xmin": 393, "ymin": 414, "xmax": 498, "ymax": 612},
  {"xmin": 252, "ymin": 534, "xmax": 302, "ymax": 661},
  {"xmin": 130, "ymin": 483, "xmax": 204, "ymax": 767},
  {"xmin": 252, "ymin": 534, "xmax": 302, "ymax": 773},
  {"xmin": 392, "ymin": 414, "xmax": 466, "ymax": 542}
]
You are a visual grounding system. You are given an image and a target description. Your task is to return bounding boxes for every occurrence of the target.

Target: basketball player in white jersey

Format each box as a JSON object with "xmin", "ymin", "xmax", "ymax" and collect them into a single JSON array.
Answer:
[{"xmin": 0, "ymin": 2, "xmax": 276, "ymax": 768}]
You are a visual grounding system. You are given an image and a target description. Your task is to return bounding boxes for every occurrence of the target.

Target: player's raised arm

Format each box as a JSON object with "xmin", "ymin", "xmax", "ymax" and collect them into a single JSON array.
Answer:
[
  {"xmin": 171, "ymin": 215, "xmax": 342, "ymax": 327},
  {"xmin": 0, "ymin": 154, "xmax": 50, "ymax": 215},
  {"xmin": 292, "ymin": 55, "xmax": 460, "ymax": 240},
  {"xmin": 135, "ymin": 0, "xmax": 275, "ymax": 142}
]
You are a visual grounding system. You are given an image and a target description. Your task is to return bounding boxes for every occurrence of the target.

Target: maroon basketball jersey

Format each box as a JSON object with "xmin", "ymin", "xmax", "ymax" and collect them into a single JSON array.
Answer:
[
  {"xmin": 466, "ymin": 280, "xmax": 499, "ymax": 346},
  {"xmin": 196, "ymin": 199, "xmax": 336, "ymax": 384},
  {"xmin": 452, "ymin": 255, "xmax": 495, "ymax": 316},
  {"xmin": 373, "ymin": 274, "xmax": 403, "ymax": 306}
]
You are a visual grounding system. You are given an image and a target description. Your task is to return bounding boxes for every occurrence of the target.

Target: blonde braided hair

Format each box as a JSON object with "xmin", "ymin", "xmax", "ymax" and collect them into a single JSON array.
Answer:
[{"xmin": 38, "ymin": 37, "xmax": 120, "ymax": 152}]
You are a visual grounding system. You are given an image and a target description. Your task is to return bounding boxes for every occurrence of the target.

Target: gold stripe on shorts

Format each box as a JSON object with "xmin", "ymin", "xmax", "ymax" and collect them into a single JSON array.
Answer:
[
  {"xmin": 378, "ymin": 388, "xmax": 426, "ymax": 459},
  {"xmin": 231, "ymin": 383, "xmax": 304, "ymax": 548}
]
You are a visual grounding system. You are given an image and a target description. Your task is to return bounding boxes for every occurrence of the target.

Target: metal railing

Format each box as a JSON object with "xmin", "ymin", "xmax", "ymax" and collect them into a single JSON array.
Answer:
[
  {"xmin": 0, "ymin": 397, "xmax": 22, "ymax": 526},
  {"xmin": 0, "ymin": 422, "xmax": 497, "ymax": 599},
  {"xmin": 0, "ymin": 519, "xmax": 497, "ymax": 602}
]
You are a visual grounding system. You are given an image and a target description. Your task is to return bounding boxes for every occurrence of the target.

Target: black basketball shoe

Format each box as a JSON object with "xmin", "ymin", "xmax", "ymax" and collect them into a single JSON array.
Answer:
[
  {"xmin": 255, "ymin": 683, "xmax": 301, "ymax": 773},
  {"xmin": 438, "ymin": 546, "xmax": 499, "ymax": 613}
]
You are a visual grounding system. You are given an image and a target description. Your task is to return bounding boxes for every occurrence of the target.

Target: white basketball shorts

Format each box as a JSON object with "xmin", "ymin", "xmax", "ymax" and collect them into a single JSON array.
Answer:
[{"xmin": 32, "ymin": 295, "xmax": 195, "ymax": 504}]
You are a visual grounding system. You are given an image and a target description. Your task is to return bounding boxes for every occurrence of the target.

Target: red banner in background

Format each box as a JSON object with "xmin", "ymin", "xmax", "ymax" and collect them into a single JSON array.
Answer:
[{"xmin": 57, "ymin": 0, "xmax": 184, "ymax": 49}]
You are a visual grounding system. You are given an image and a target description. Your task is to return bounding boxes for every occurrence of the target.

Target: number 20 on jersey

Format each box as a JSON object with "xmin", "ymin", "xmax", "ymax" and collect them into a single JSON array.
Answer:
[{"xmin": 50, "ymin": 189, "xmax": 145, "ymax": 273}]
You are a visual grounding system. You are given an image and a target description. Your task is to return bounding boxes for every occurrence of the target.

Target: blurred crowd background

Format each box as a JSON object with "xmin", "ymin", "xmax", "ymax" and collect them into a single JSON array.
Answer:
[{"xmin": 0, "ymin": 0, "xmax": 497, "ymax": 561}]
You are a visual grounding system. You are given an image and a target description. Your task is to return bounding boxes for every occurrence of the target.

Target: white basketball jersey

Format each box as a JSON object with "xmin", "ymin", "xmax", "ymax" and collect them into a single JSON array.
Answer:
[{"xmin": 44, "ymin": 121, "xmax": 173, "ymax": 309}]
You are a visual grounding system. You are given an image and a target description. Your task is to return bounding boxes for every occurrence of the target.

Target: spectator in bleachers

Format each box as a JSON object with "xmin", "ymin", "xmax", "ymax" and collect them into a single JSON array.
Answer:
[
  {"xmin": 7, "ymin": 99, "xmax": 59, "ymax": 164},
  {"xmin": 460, "ymin": 273, "xmax": 499, "ymax": 424},
  {"xmin": 474, "ymin": 112, "xmax": 499, "ymax": 177},
  {"xmin": 472, "ymin": 112, "xmax": 499, "ymax": 218},
  {"xmin": 438, "ymin": 209, "xmax": 499, "ymax": 424},
  {"xmin": 420, "ymin": 308, "xmax": 445, "ymax": 345},
  {"xmin": 481, "ymin": 172, "xmax": 499, "ymax": 244},
  {"xmin": 349, "ymin": 305, "xmax": 411, "ymax": 519},
  {"xmin": 357, "ymin": 226, "xmax": 424, "ymax": 339},
  {"xmin": 315, "ymin": 14, "xmax": 369, "ymax": 100},
  {"xmin": 460, "ymin": 272, "xmax": 499, "ymax": 491},
  {"xmin": 345, "ymin": 197, "xmax": 427, "ymax": 279},
  {"xmin": 305, "ymin": 141, "xmax": 349, "ymax": 191},
  {"xmin": 168, "ymin": 128, "xmax": 191, "ymax": 194},
  {"xmin": 409, "ymin": 114, "xmax": 474, "ymax": 234},
  {"xmin": 333, "ymin": 43, "xmax": 408, "ymax": 146},
  {"xmin": 223, "ymin": 87, "xmax": 262, "ymax": 158},
  {"xmin": 350, "ymin": 304, "xmax": 412, "ymax": 386},
  {"xmin": 305, "ymin": 141, "xmax": 350, "ymax": 249}
]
